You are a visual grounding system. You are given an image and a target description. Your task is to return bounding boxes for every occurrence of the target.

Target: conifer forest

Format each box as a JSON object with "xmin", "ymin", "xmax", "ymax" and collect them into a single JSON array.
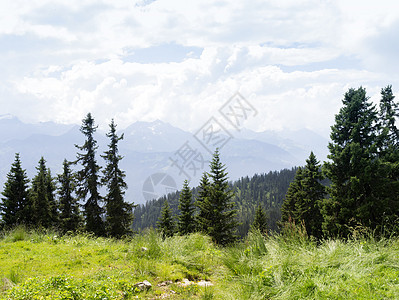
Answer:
[{"xmin": 2, "ymin": 85, "xmax": 399, "ymax": 299}]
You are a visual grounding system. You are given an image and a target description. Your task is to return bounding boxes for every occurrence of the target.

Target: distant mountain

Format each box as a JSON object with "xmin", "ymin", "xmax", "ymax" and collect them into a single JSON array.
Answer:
[
  {"xmin": 0, "ymin": 114, "xmax": 74, "ymax": 142},
  {"xmin": 122, "ymin": 120, "xmax": 192, "ymax": 152},
  {"xmin": 0, "ymin": 116, "xmax": 330, "ymax": 204},
  {"xmin": 236, "ymin": 128, "xmax": 329, "ymax": 163}
]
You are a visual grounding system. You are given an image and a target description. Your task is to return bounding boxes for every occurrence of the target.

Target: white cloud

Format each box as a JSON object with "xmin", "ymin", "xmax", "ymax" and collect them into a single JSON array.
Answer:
[{"xmin": 1, "ymin": 0, "xmax": 399, "ymax": 137}]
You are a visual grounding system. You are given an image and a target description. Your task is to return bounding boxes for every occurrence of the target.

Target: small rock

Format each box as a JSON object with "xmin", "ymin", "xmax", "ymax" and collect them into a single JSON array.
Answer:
[
  {"xmin": 177, "ymin": 278, "xmax": 193, "ymax": 287},
  {"xmin": 197, "ymin": 280, "xmax": 213, "ymax": 287},
  {"xmin": 157, "ymin": 280, "xmax": 173, "ymax": 287},
  {"xmin": 134, "ymin": 280, "xmax": 152, "ymax": 290}
]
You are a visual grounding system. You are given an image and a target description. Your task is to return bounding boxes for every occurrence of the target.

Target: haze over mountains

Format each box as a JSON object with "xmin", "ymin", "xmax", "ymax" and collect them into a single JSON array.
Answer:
[{"xmin": 0, "ymin": 115, "xmax": 328, "ymax": 204}]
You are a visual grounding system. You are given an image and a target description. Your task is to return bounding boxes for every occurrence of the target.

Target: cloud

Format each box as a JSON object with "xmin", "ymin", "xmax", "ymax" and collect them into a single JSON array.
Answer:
[
  {"xmin": 10, "ymin": 43, "xmax": 381, "ymax": 138},
  {"xmin": 1, "ymin": 0, "xmax": 399, "ymax": 138}
]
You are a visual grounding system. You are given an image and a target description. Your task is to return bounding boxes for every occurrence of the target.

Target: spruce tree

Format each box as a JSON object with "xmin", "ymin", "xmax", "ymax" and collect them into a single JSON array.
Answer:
[
  {"xmin": 0, "ymin": 153, "xmax": 30, "ymax": 227},
  {"xmin": 101, "ymin": 119, "xmax": 134, "ymax": 238},
  {"xmin": 157, "ymin": 200, "xmax": 175, "ymax": 238},
  {"xmin": 206, "ymin": 149, "xmax": 238, "ymax": 245},
  {"xmin": 322, "ymin": 87, "xmax": 379, "ymax": 236},
  {"xmin": 30, "ymin": 157, "xmax": 58, "ymax": 228},
  {"xmin": 251, "ymin": 204, "xmax": 268, "ymax": 234},
  {"xmin": 375, "ymin": 85, "xmax": 399, "ymax": 229},
  {"xmin": 379, "ymin": 85, "xmax": 399, "ymax": 150},
  {"xmin": 299, "ymin": 152, "xmax": 325, "ymax": 238},
  {"xmin": 281, "ymin": 152, "xmax": 326, "ymax": 239},
  {"xmin": 177, "ymin": 180, "xmax": 195, "ymax": 235},
  {"xmin": 75, "ymin": 113, "xmax": 105, "ymax": 236},
  {"xmin": 58, "ymin": 159, "xmax": 81, "ymax": 233},
  {"xmin": 281, "ymin": 167, "xmax": 305, "ymax": 224},
  {"xmin": 46, "ymin": 168, "xmax": 58, "ymax": 227},
  {"xmin": 195, "ymin": 172, "xmax": 211, "ymax": 233}
]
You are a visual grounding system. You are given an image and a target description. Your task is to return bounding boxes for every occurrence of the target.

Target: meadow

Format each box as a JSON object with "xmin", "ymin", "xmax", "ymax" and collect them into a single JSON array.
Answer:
[{"xmin": 1, "ymin": 227, "xmax": 399, "ymax": 299}]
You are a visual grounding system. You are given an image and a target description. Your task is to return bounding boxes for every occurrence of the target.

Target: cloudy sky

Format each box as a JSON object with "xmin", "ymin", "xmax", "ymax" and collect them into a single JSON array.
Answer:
[{"xmin": 1, "ymin": 0, "xmax": 399, "ymax": 137}]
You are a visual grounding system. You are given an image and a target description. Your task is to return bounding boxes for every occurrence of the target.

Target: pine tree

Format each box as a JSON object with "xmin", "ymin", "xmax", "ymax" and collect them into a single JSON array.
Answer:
[
  {"xmin": 379, "ymin": 85, "xmax": 399, "ymax": 150},
  {"xmin": 195, "ymin": 172, "xmax": 211, "ymax": 233},
  {"xmin": 157, "ymin": 200, "xmax": 175, "ymax": 238},
  {"xmin": 58, "ymin": 159, "xmax": 81, "ymax": 233},
  {"xmin": 206, "ymin": 149, "xmax": 238, "ymax": 245},
  {"xmin": 299, "ymin": 152, "xmax": 325, "ymax": 238},
  {"xmin": 251, "ymin": 204, "xmax": 268, "ymax": 234},
  {"xmin": 375, "ymin": 86, "xmax": 399, "ymax": 229},
  {"xmin": 46, "ymin": 167, "xmax": 58, "ymax": 227},
  {"xmin": 177, "ymin": 180, "xmax": 195, "ymax": 235},
  {"xmin": 281, "ymin": 167, "xmax": 305, "ymax": 224},
  {"xmin": 0, "ymin": 153, "xmax": 31, "ymax": 227},
  {"xmin": 75, "ymin": 113, "xmax": 105, "ymax": 236},
  {"xmin": 281, "ymin": 153, "xmax": 326, "ymax": 239},
  {"xmin": 322, "ymin": 87, "xmax": 379, "ymax": 236},
  {"xmin": 101, "ymin": 119, "xmax": 134, "ymax": 238},
  {"xmin": 30, "ymin": 157, "xmax": 58, "ymax": 228}
]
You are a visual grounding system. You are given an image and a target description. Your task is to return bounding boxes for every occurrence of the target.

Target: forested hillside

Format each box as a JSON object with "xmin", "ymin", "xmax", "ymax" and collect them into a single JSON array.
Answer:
[{"xmin": 133, "ymin": 167, "xmax": 298, "ymax": 236}]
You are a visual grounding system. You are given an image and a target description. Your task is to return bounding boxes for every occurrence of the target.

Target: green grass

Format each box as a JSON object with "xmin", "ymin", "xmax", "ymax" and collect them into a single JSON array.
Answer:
[{"xmin": 1, "ymin": 227, "xmax": 399, "ymax": 299}]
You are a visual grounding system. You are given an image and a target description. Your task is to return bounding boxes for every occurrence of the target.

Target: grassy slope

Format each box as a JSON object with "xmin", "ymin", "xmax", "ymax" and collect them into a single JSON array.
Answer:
[{"xmin": 1, "ymin": 228, "xmax": 399, "ymax": 299}]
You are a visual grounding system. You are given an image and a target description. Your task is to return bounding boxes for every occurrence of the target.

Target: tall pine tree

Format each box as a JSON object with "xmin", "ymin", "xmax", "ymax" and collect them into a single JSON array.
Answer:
[
  {"xmin": 75, "ymin": 113, "xmax": 105, "ymax": 236},
  {"xmin": 0, "ymin": 153, "xmax": 31, "ymax": 227},
  {"xmin": 322, "ymin": 87, "xmax": 379, "ymax": 236},
  {"xmin": 58, "ymin": 159, "xmax": 81, "ymax": 233},
  {"xmin": 281, "ymin": 167, "xmax": 305, "ymax": 225},
  {"xmin": 300, "ymin": 152, "xmax": 325, "ymax": 238},
  {"xmin": 281, "ymin": 152, "xmax": 325, "ymax": 238},
  {"xmin": 177, "ymin": 180, "xmax": 195, "ymax": 235},
  {"xmin": 195, "ymin": 172, "xmax": 211, "ymax": 233},
  {"xmin": 101, "ymin": 119, "xmax": 134, "ymax": 238},
  {"xmin": 30, "ymin": 157, "xmax": 58, "ymax": 228},
  {"xmin": 375, "ymin": 85, "xmax": 399, "ymax": 229},
  {"xmin": 379, "ymin": 85, "xmax": 399, "ymax": 151},
  {"xmin": 204, "ymin": 149, "xmax": 238, "ymax": 245}
]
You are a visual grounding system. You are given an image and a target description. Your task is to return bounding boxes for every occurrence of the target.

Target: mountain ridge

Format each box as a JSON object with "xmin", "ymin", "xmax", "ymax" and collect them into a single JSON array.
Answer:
[{"xmin": 0, "ymin": 116, "xmax": 328, "ymax": 204}]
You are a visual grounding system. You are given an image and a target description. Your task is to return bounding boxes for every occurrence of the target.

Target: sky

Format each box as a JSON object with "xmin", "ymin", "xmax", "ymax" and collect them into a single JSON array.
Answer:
[{"xmin": 1, "ymin": 0, "xmax": 399, "ymax": 137}]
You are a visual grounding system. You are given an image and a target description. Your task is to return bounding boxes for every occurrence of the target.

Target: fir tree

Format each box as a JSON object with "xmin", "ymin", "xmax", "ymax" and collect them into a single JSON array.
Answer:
[
  {"xmin": 322, "ymin": 87, "xmax": 379, "ymax": 236},
  {"xmin": 30, "ymin": 157, "xmax": 58, "ymax": 228},
  {"xmin": 177, "ymin": 180, "xmax": 195, "ymax": 235},
  {"xmin": 251, "ymin": 204, "xmax": 268, "ymax": 234},
  {"xmin": 195, "ymin": 172, "xmax": 211, "ymax": 233},
  {"xmin": 281, "ymin": 152, "xmax": 325, "ymax": 239},
  {"xmin": 58, "ymin": 159, "xmax": 81, "ymax": 233},
  {"xmin": 298, "ymin": 152, "xmax": 325, "ymax": 238},
  {"xmin": 375, "ymin": 86, "xmax": 399, "ymax": 229},
  {"xmin": 379, "ymin": 85, "xmax": 399, "ymax": 150},
  {"xmin": 75, "ymin": 113, "xmax": 105, "ymax": 236},
  {"xmin": 46, "ymin": 167, "xmax": 58, "ymax": 227},
  {"xmin": 281, "ymin": 167, "xmax": 305, "ymax": 224},
  {"xmin": 0, "ymin": 153, "xmax": 30, "ymax": 227},
  {"xmin": 157, "ymin": 200, "xmax": 175, "ymax": 238},
  {"xmin": 206, "ymin": 149, "xmax": 238, "ymax": 245},
  {"xmin": 101, "ymin": 119, "xmax": 134, "ymax": 238}
]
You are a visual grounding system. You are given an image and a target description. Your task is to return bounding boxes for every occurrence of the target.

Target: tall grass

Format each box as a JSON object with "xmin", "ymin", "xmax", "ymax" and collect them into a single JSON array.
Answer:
[
  {"xmin": 221, "ymin": 230, "xmax": 399, "ymax": 299},
  {"xmin": 1, "ymin": 227, "xmax": 399, "ymax": 299}
]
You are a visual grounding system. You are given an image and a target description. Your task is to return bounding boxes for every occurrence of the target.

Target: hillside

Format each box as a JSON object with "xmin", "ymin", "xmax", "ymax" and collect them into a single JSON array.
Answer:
[
  {"xmin": 133, "ymin": 168, "xmax": 299, "ymax": 235},
  {"xmin": 1, "ymin": 228, "xmax": 399, "ymax": 299}
]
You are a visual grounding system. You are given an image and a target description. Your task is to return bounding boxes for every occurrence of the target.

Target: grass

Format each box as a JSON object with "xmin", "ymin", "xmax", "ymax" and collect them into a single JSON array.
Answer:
[{"xmin": 1, "ymin": 227, "xmax": 399, "ymax": 299}]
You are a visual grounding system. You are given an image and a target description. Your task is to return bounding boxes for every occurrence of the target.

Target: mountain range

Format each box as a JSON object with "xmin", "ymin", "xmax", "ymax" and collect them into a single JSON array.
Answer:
[{"xmin": 0, "ymin": 115, "xmax": 329, "ymax": 204}]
